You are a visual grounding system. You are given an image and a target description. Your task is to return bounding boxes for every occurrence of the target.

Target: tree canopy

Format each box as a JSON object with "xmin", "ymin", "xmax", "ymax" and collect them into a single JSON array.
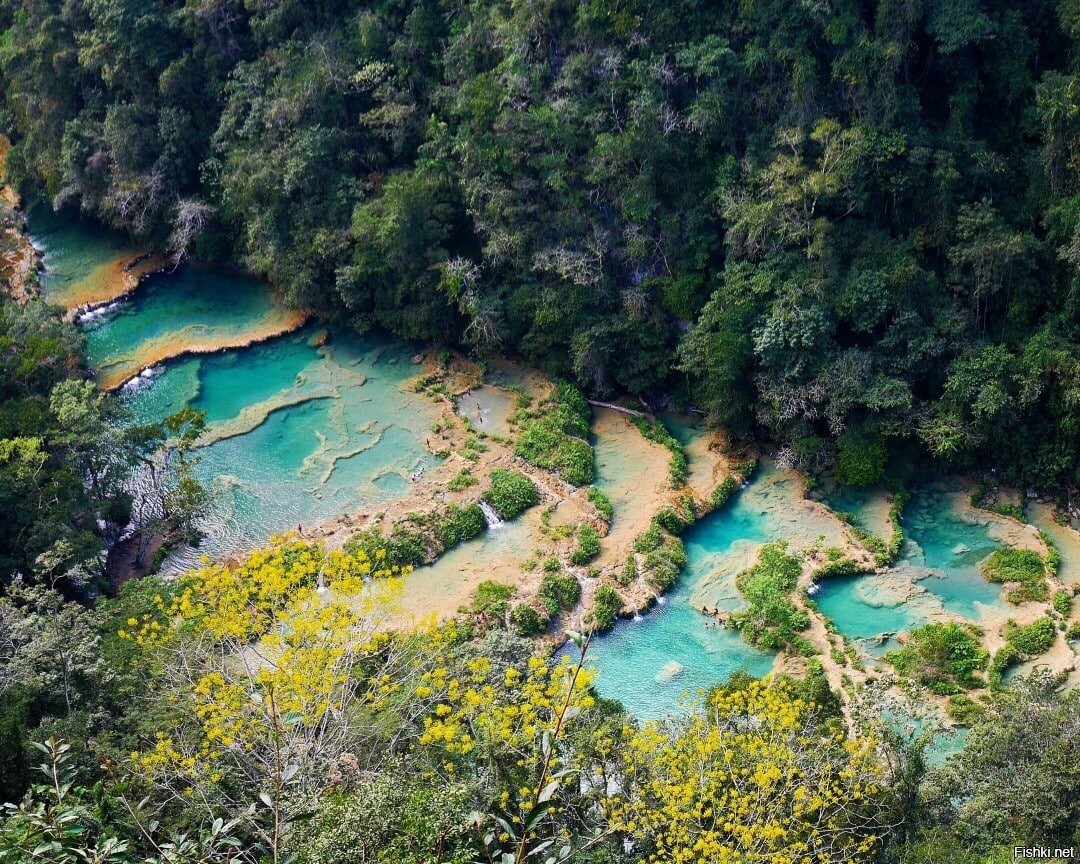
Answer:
[{"xmin": 1, "ymin": 0, "xmax": 1077, "ymax": 489}]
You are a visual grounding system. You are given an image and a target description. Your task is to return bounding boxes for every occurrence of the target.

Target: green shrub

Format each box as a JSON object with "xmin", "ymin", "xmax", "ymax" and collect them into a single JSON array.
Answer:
[
  {"xmin": 447, "ymin": 468, "xmax": 477, "ymax": 491},
  {"xmin": 287, "ymin": 774, "xmax": 476, "ymax": 864},
  {"xmin": 633, "ymin": 522, "xmax": 664, "ymax": 553},
  {"xmin": 589, "ymin": 585, "xmax": 624, "ymax": 632},
  {"xmin": 1041, "ymin": 532, "xmax": 1063, "ymax": 576},
  {"xmin": 538, "ymin": 572, "xmax": 581, "ymax": 615},
  {"xmin": 587, "ymin": 487, "xmax": 613, "ymax": 523},
  {"xmin": 617, "ymin": 556, "xmax": 637, "ymax": 587},
  {"xmin": 482, "ymin": 469, "xmax": 539, "ymax": 519},
  {"xmin": 347, "ymin": 526, "xmax": 427, "ymax": 568},
  {"xmin": 513, "ymin": 382, "xmax": 594, "ymax": 485},
  {"xmin": 710, "ymin": 475, "xmax": 739, "ymax": 509},
  {"xmin": 433, "ymin": 503, "xmax": 486, "ymax": 548},
  {"xmin": 542, "ymin": 556, "xmax": 560, "ymax": 573},
  {"xmin": 462, "ymin": 434, "xmax": 487, "ymax": 461},
  {"xmin": 570, "ymin": 523, "xmax": 601, "ymax": 565},
  {"xmin": 1052, "ymin": 589, "xmax": 1071, "ymax": 617},
  {"xmin": 510, "ymin": 603, "xmax": 548, "ymax": 636},
  {"xmin": 642, "ymin": 536, "xmax": 687, "ymax": 591},
  {"xmin": 466, "ymin": 580, "xmax": 514, "ymax": 619},
  {"xmin": 654, "ymin": 505, "xmax": 692, "ymax": 534},
  {"xmin": 1002, "ymin": 616, "xmax": 1056, "ymax": 657},
  {"xmin": 981, "ymin": 548, "xmax": 1049, "ymax": 604},
  {"xmin": 730, "ymin": 543, "xmax": 809, "ymax": 650},
  {"xmin": 946, "ymin": 694, "xmax": 985, "ymax": 725},
  {"xmin": 886, "ymin": 622, "xmax": 988, "ymax": 694},
  {"xmin": 813, "ymin": 556, "xmax": 871, "ymax": 579},
  {"xmin": 834, "ymin": 433, "xmax": 888, "ymax": 487},
  {"xmin": 987, "ymin": 644, "xmax": 1021, "ymax": 690}
]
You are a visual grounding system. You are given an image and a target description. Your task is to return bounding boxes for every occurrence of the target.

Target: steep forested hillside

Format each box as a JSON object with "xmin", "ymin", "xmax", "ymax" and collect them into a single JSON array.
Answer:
[{"xmin": 1, "ymin": 0, "xmax": 1077, "ymax": 490}]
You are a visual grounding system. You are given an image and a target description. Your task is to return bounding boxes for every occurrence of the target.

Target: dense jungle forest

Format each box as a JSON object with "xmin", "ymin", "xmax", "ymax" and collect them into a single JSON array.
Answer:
[
  {"xmin": 2, "ymin": 1, "xmax": 1080, "ymax": 863},
  {"xmin": 0, "ymin": 0, "xmax": 1078, "ymax": 491}
]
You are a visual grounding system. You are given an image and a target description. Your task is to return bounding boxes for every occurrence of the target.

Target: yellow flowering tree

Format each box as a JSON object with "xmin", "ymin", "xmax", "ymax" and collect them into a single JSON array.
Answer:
[
  {"xmin": 123, "ymin": 537, "xmax": 442, "ymax": 864},
  {"xmin": 604, "ymin": 677, "xmax": 895, "ymax": 864},
  {"xmin": 417, "ymin": 632, "xmax": 609, "ymax": 863}
]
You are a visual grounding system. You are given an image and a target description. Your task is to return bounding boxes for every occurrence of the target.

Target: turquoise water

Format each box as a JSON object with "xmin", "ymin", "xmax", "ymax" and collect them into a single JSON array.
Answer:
[
  {"xmin": 29, "ymin": 213, "xmax": 441, "ymax": 569},
  {"xmin": 901, "ymin": 490, "xmax": 1006, "ymax": 617},
  {"xmin": 582, "ymin": 463, "xmax": 848, "ymax": 719},
  {"xmin": 84, "ymin": 267, "xmax": 296, "ymax": 388},
  {"xmin": 121, "ymin": 327, "xmax": 442, "ymax": 568},
  {"xmin": 814, "ymin": 575, "xmax": 921, "ymax": 655},
  {"xmin": 575, "ymin": 604, "xmax": 774, "ymax": 719},
  {"xmin": 815, "ymin": 486, "xmax": 1007, "ymax": 638}
]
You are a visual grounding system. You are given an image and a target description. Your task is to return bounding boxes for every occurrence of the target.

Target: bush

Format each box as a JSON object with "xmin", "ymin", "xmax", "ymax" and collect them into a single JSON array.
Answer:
[
  {"xmin": 946, "ymin": 694, "xmax": 985, "ymax": 725},
  {"xmin": 710, "ymin": 475, "xmax": 739, "ymax": 509},
  {"xmin": 570, "ymin": 523, "xmax": 601, "ymax": 565},
  {"xmin": 813, "ymin": 555, "xmax": 871, "ymax": 579},
  {"xmin": 633, "ymin": 522, "xmax": 664, "ymax": 554},
  {"xmin": 447, "ymin": 468, "xmax": 477, "ymax": 491},
  {"xmin": 587, "ymin": 487, "xmax": 613, "ymax": 523},
  {"xmin": 642, "ymin": 536, "xmax": 687, "ymax": 592},
  {"xmin": 433, "ymin": 503, "xmax": 486, "ymax": 547},
  {"xmin": 1042, "ymin": 532, "xmax": 1063, "ymax": 576},
  {"xmin": 631, "ymin": 415, "xmax": 687, "ymax": 486},
  {"xmin": 589, "ymin": 586, "xmax": 624, "ymax": 632},
  {"xmin": 465, "ymin": 580, "xmax": 514, "ymax": 619},
  {"xmin": 1003, "ymin": 616, "xmax": 1057, "ymax": 657},
  {"xmin": 347, "ymin": 526, "xmax": 427, "ymax": 568},
  {"xmin": 730, "ymin": 543, "xmax": 809, "ymax": 650},
  {"xmin": 981, "ymin": 548, "xmax": 1049, "ymax": 604},
  {"xmin": 510, "ymin": 603, "xmax": 548, "ymax": 636},
  {"xmin": 482, "ymin": 469, "xmax": 539, "ymax": 519},
  {"xmin": 885, "ymin": 622, "xmax": 988, "ymax": 694},
  {"xmin": 834, "ymin": 433, "xmax": 887, "ymax": 487},
  {"xmin": 990, "ymin": 616, "xmax": 1057, "ymax": 685},
  {"xmin": 1052, "ymin": 589, "xmax": 1071, "ymax": 617},
  {"xmin": 654, "ymin": 505, "xmax": 692, "ymax": 534},
  {"xmin": 514, "ymin": 382, "xmax": 594, "ymax": 485},
  {"xmin": 538, "ymin": 572, "xmax": 581, "ymax": 615},
  {"xmin": 287, "ymin": 774, "xmax": 476, "ymax": 864}
]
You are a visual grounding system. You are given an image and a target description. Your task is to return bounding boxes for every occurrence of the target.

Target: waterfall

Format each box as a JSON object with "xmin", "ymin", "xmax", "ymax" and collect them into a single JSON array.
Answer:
[{"xmin": 479, "ymin": 501, "xmax": 505, "ymax": 529}]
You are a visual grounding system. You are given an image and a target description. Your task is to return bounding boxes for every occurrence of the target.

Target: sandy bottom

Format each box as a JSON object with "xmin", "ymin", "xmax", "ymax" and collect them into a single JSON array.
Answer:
[
  {"xmin": 60, "ymin": 253, "xmax": 168, "ymax": 312},
  {"xmin": 456, "ymin": 385, "xmax": 517, "ymax": 438},
  {"xmin": 396, "ymin": 512, "xmax": 548, "ymax": 625},
  {"xmin": 593, "ymin": 406, "xmax": 675, "ymax": 549},
  {"xmin": 1030, "ymin": 502, "xmax": 1080, "ymax": 587}
]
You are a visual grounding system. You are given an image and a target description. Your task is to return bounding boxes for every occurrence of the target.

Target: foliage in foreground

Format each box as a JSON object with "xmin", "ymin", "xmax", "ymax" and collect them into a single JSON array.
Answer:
[
  {"xmin": 3, "ymin": 533, "xmax": 1080, "ymax": 863},
  {"xmin": 606, "ymin": 677, "xmax": 896, "ymax": 863}
]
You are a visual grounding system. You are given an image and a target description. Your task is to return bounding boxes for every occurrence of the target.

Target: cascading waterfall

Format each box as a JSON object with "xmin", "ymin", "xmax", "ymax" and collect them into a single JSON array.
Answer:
[{"xmin": 479, "ymin": 501, "xmax": 505, "ymax": 529}]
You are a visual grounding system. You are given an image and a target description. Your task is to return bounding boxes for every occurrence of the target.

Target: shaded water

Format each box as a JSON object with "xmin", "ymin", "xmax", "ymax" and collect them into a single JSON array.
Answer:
[
  {"xmin": 84, "ymin": 267, "xmax": 304, "ymax": 389},
  {"xmin": 31, "ymin": 209, "xmax": 141, "ymax": 309}
]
